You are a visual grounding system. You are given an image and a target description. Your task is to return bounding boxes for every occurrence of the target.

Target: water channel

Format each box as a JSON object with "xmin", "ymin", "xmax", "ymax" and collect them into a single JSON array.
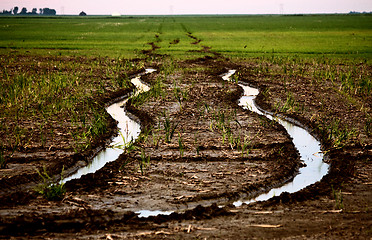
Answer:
[
  {"xmin": 62, "ymin": 69, "xmax": 155, "ymax": 183},
  {"xmin": 228, "ymin": 70, "xmax": 330, "ymax": 206}
]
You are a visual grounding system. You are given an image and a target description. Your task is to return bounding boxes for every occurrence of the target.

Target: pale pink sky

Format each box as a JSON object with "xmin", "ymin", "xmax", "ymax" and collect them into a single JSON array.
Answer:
[{"xmin": 1, "ymin": 0, "xmax": 371, "ymax": 15}]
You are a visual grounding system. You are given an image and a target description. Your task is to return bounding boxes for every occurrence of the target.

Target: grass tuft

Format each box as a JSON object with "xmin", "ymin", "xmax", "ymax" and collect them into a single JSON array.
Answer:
[{"xmin": 35, "ymin": 166, "xmax": 66, "ymax": 201}]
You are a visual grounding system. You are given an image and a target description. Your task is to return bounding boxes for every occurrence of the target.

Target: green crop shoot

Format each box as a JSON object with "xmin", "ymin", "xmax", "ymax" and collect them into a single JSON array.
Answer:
[{"xmin": 35, "ymin": 166, "xmax": 66, "ymax": 201}]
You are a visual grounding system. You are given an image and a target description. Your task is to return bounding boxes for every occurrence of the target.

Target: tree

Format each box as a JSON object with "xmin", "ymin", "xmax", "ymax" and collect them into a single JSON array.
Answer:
[
  {"xmin": 0, "ymin": 6, "xmax": 57, "ymax": 16},
  {"xmin": 13, "ymin": 6, "xmax": 18, "ymax": 15},
  {"xmin": 20, "ymin": 7, "xmax": 27, "ymax": 15},
  {"xmin": 1, "ymin": 9, "xmax": 12, "ymax": 15},
  {"xmin": 42, "ymin": 8, "xmax": 56, "ymax": 15},
  {"xmin": 79, "ymin": 11, "xmax": 87, "ymax": 16}
]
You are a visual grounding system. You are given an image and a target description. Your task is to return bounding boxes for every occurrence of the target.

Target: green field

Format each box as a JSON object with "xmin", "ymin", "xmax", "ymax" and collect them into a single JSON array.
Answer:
[{"xmin": 0, "ymin": 14, "xmax": 371, "ymax": 59}]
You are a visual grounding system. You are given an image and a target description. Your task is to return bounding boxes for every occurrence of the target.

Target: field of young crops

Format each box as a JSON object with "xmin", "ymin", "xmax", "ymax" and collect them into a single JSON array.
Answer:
[
  {"xmin": 0, "ymin": 14, "xmax": 371, "ymax": 238},
  {"xmin": 0, "ymin": 14, "xmax": 371, "ymax": 59}
]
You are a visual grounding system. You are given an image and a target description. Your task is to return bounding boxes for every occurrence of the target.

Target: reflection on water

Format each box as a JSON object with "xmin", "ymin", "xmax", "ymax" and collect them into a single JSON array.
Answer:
[
  {"xmin": 62, "ymin": 99, "xmax": 140, "ymax": 183},
  {"xmin": 233, "ymin": 84, "xmax": 329, "ymax": 206},
  {"xmin": 62, "ymin": 69, "xmax": 155, "ymax": 183},
  {"xmin": 137, "ymin": 210, "xmax": 173, "ymax": 218}
]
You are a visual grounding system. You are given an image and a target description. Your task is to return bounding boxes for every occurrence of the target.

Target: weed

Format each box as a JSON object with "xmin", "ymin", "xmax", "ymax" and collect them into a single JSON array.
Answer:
[
  {"xmin": 0, "ymin": 147, "xmax": 6, "ymax": 169},
  {"xmin": 111, "ymin": 131, "xmax": 138, "ymax": 153},
  {"xmin": 319, "ymin": 118, "xmax": 357, "ymax": 148},
  {"xmin": 204, "ymin": 103, "xmax": 210, "ymax": 113},
  {"xmin": 173, "ymin": 82, "xmax": 188, "ymax": 110},
  {"xmin": 178, "ymin": 132, "xmax": 184, "ymax": 157},
  {"xmin": 332, "ymin": 186, "xmax": 344, "ymax": 210},
  {"xmin": 261, "ymin": 88, "xmax": 271, "ymax": 100},
  {"xmin": 114, "ymin": 74, "xmax": 130, "ymax": 89},
  {"xmin": 208, "ymin": 108, "xmax": 244, "ymax": 149},
  {"xmin": 365, "ymin": 116, "xmax": 372, "ymax": 137},
  {"xmin": 137, "ymin": 126, "xmax": 152, "ymax": 144},
  {"xmin": 39, "ymin": 123, "xmax": 46, "ymax": 148},
  {"xmin": 126, "ymin": 140, "xmax": 138, "ymax": 153},
  {"xmin": 152, "ymin": 130, "xmax": 161, "ymax": 148},
  {"xmin": 174, "ymin": 85, "xmax": 183, "ymax": 110},
  {"xmin": 130, "ymin": 90, "xmax": 149, "ymax": 107},
  {"xmin": 139, "ymin": 149, "xmax": 150, "ymax": 175},
  {"xmin": 151, "ymin": 76, "xmax": 164, "ymax": 98},
  {"xmin": 88, "ymin": 109, "xmax": 108, "ymax": 138},
  {"xmin": 194, "ymin": 134, "xmax": 200, "ymax": 156},
  {"xmin": 228, "ymin": 133, "xmax": 240, "ymax": 150},
  {"xmin": 278, "ymin": 146, "xmax": 285, "ymax": 156},
  {"xmin": 228, "ymin": 72, "xmax": 240, "ymax": 84},
  {"xmin": 35, "ymin": 166, "xmax": 66, "ymax": 201},
  {"xmin": 277, "ymin": 92, "xmax": 302, "ymax": 113},
  {"xmin": 240, "ymin": 137, "xmax": 252, "ymax": 157},
  {"xmin": 163, "ymin": 111, "xmax": 178, "ymax": 143},
  {"xmin": 119, "ymin": 158, "xmax": 131, "ymax": 171}
]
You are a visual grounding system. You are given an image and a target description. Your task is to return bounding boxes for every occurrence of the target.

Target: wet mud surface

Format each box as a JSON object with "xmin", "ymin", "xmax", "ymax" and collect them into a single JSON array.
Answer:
[{"xmin": 0, "ymin": 49, "xmax": 371, "ymax": 237}]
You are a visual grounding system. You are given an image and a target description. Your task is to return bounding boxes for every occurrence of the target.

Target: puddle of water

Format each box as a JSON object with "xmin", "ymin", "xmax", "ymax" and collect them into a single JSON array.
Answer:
[
  {"xmin": 131, "ymin": 68, "xmax": 156, "ymax": 94},
  {"xmin": 234, "ymin": 83, "xmax": 329, "ymax": 206},
  {"xmin": 62, "ymin": 99, "xmax": 140, "ymax": 183},
  {"xmin": 221, "ymin": 69, "xmax": 237, "ymax": 81},
  {"xmin": 137, "ymin": 210, "xmax": 173, "ymax": 218},
  {"xmin": 62, "ymin": 69, "xmax": 155, "ymax": 183}
]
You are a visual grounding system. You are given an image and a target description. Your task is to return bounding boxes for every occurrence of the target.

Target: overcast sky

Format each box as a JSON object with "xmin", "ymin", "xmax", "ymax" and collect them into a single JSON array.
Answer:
[{"xmin": 1, "ymin": 0, "xmax": 372, "ymax": 15}]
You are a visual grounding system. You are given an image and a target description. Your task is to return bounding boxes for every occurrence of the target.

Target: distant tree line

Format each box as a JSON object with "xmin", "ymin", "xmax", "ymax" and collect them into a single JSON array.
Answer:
[
  {"xmin": 348, "ymin": 11, "xmax": 372, "ymax": 14},
  {"xmin": 0, "ymin": 7, "xmax": 56, "ymax": 15}
]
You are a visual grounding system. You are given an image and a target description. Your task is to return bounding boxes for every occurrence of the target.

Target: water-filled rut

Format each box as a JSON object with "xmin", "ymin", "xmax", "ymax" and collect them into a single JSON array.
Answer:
[
  {"xmin": 227, "ymin": 70, "xmax": 330, "ymax": 206},
  {"xmin": 63, "ymin": 69, "xmax": 329, "ymax": 218},
  {"xmin": 63, "ymin": 69, "xmax": 155, "ymax": 183}
]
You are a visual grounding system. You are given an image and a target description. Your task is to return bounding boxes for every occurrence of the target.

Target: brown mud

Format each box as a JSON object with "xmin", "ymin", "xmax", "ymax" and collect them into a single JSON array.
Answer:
[{"xmin": 0, "ymin": 38, "xmax": 371, "ymax": 238}]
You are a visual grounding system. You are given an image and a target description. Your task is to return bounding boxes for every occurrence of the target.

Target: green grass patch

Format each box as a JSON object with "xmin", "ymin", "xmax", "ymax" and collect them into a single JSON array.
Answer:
[{"xmin": 0, "ymin": 15, "xmax": 370, "ymax": 59}]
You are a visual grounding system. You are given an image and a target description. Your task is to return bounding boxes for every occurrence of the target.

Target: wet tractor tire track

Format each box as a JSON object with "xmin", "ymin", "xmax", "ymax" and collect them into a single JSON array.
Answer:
[
  {"xmin": 238, "ymin": 72, "xmax": 361, "ymax": 204},
  {"xmin": 69, "ymin": 62, "xmax": 358, "ymax": 216},
  {"xmin": 65, "ymin": 65, "xmax": 300, "ymax": 200},
  {"xmin": 0, "ymin": 60, "xmax": 303, "ymax": 236}
]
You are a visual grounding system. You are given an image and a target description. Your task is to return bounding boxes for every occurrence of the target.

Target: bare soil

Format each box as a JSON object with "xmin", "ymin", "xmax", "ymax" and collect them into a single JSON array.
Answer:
[{"xmin": 0, "ymin": 47, "xmax": 371, "ymax": 238}]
